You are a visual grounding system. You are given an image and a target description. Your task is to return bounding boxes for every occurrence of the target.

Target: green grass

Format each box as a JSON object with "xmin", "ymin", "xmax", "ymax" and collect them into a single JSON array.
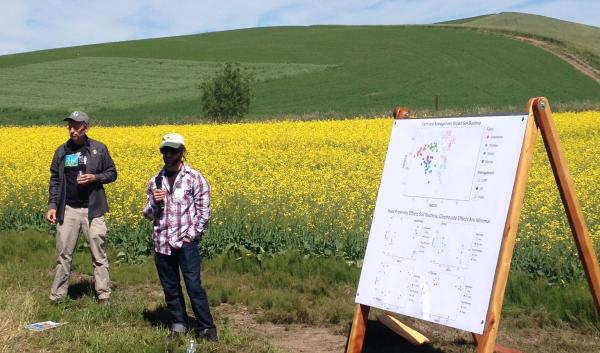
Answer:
[
  {"xmin": 1, "ymin": 230, "xmax": 598, "ymax": 352},
  {"xmin": 0, "ymin": 230, "xmax": 354, "ymax": 352},
  {"xmin": 504, "ymin": 272, "xmax": 599, "ymax": 329},
  {"xmin": 0, "ymin": 25, "xmax": 598, "ymax": 124}
]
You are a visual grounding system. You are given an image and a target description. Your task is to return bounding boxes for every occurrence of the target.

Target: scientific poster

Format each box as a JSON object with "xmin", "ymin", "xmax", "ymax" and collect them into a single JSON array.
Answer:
[{"xmin": 356, "ymin": 115, "xmax": 528, "ymax": 334}]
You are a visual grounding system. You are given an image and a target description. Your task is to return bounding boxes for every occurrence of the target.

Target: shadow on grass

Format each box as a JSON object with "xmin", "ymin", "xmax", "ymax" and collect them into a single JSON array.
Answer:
[
  {"xmin": 67, "ymin": 278, "xmax": 95, "ymax": 299},
  {"xmin": 345, "ymin": 320, "xmax": 448, "ymax": 353},
  {"xmin": 144, "ymin": 305, "xmax": 171, "ymax": 329},
  {"xmin": 143, "ymin": 305, "xmax": 200, "ymax": 331}
]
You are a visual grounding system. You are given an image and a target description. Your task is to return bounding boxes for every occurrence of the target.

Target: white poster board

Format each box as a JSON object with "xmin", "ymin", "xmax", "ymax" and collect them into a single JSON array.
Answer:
[{"xmin": 355, "ymin": 115, "xmax": 528, "ymax": 334}]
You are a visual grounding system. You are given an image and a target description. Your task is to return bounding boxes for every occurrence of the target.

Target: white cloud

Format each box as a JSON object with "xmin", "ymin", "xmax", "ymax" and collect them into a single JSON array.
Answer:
[{"xmin": 0, "ymin": 0, "xmax": 598, "ymax": 56}]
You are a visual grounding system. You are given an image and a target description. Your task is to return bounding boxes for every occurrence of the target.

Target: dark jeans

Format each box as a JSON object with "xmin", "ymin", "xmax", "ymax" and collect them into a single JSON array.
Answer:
[{"xmin": 154, "ymin": 241, "xmax": 215, "ymax": 333}]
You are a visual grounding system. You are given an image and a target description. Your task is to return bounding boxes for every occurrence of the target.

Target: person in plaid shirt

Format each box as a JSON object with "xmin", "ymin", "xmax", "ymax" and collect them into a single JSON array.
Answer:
[{"xmin": 143, "ymin": 133, "xmax": 217, "ymax": 342}]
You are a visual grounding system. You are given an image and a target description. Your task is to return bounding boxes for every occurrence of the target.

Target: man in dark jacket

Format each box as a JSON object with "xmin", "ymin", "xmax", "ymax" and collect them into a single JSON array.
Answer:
[{"xmin": 45, "ymin": 111, "xmax": 117, "ymax": 304}]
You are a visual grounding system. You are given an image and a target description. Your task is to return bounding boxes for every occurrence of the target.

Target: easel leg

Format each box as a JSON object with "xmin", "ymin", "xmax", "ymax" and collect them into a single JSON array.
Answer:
[
  {"xmin": 346, "ymin": 304, "xmax": 370, "ymax": 353},
  {"xmin": 377, "ymin": 312, "xmax": 429, "ymax": 345},
  {"xmin": 472, "ymin": 331, "xmax": 524, "ymax": 353}
]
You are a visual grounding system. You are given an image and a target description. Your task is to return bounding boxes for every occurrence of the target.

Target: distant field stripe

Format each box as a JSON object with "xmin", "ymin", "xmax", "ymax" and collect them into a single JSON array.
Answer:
[{"xmin": 0, "ymin": 56, "xmax": 336, "ymax": 110}]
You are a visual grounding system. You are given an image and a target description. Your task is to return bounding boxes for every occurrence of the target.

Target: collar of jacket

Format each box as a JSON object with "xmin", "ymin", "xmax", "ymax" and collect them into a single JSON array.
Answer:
[
  {"xmin": 161, "ymin": 163, "xmax": 191, "ymax": 176},
  {"xmin": 65, "ymin": 136, "xmax": 90, "ymax": 148}
]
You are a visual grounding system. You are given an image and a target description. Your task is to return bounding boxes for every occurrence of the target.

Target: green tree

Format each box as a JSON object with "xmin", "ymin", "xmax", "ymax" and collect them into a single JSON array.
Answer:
[{"xmin": 200, "ymin": 63, "xmax": 254, "ymax": 122}]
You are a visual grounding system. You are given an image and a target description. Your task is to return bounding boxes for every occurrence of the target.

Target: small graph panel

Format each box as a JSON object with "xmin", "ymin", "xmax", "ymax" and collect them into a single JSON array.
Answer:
[
  {"xmin": 400, "ymin": 126, "xmax": 484, "ymax": 201},
  {"xmin": 356, "ymin": 115, "xmax": 528, "ymax": 334}
]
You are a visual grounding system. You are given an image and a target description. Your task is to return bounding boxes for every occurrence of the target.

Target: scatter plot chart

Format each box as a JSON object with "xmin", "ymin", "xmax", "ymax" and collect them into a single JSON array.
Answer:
[{"xmin": 400, "ymin": 126, "xmax": 484, "ymax": 201}]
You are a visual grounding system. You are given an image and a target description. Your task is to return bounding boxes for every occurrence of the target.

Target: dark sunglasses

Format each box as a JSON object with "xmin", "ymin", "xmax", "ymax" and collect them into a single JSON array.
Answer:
[{"xmin": 160, "ymin": 147, "xmax": 182, "ymax": 155}]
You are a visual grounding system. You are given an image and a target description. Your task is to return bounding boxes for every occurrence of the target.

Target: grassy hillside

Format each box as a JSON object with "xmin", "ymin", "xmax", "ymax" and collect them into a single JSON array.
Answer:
[
  {"xmin": 444, "ymin": 12, "xmax": 600, "ymax": 70},
  {"xmin": 1, "ymin": 25, "xmax": 599, "ymax": 124}
]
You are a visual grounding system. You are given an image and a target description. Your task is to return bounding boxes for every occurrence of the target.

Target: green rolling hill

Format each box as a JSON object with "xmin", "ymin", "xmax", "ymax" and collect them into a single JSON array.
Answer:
[
  {"xmin": 0, "ymin": 13, "xmax": 599, "ymax": 125},
  {"xmin": 441, "ymin": 12, "xmax": 600, "ymax": 70}
]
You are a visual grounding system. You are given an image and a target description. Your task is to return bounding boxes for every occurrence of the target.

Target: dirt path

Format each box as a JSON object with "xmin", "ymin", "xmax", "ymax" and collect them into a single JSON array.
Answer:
[
  {"xmin": 215, "ymin": 304, "xmax": 600, "ymax": 353},
  {"xmin": 216, "ymin": 304, "xmax": 347, "ymax": 353},
  {"xmin": 512, "ymin": 35, "xmax": 600, "ymax": 85}
]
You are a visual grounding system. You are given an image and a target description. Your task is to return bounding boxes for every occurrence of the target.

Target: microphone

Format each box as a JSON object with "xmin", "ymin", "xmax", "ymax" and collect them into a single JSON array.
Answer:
[
  {"xmin": 154, "ymin": 171, "xmax": 164, "ymax": 210},
  {"xmin": 155, "ymin": 172, "xmax": 163, "ymax": 189}
]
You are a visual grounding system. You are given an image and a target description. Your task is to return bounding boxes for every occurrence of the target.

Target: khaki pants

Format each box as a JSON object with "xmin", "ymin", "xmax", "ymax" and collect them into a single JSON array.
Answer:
[{"xmin": 49, "ymin": 205, "xmax": 111, "ymax": 301}]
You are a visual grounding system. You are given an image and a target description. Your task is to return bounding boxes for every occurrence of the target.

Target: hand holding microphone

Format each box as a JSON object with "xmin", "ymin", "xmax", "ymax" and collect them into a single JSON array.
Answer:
[
  {"xmin": 153, "ymin": 189, "xmax": 166, "ymax": 204},
  {"xmin": 153, "ymin": 173, "xmax": 166, "ymax": 205}
]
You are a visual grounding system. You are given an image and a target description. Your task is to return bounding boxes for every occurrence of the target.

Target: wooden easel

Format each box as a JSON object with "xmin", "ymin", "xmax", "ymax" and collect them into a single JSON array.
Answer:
[{"xmin": 346, "ymin": 97, "xmax": 600, "ymax": 353}]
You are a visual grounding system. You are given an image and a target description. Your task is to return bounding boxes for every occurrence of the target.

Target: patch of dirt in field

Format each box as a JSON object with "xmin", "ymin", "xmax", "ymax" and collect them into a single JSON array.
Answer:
[
  {"xmin": 216, "ymin": 303, "xmax": 347, "ymax": 353},
  {"xmin": 215, "ymin": 304, "xmax": 600, "ymax": 353}
]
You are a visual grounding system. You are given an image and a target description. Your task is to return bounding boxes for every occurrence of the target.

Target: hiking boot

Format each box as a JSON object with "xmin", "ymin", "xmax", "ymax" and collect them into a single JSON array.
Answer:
[{"xmin": 196, "ymin": 327, "xmax": 218, "ymax": 342}]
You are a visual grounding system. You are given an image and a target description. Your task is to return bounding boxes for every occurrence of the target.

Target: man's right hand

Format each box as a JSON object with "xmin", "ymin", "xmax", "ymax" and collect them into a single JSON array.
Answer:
[
  {"xmin": 45, "ymin": 209, "xmax": 57, "ymax": 224},
  {"xmin": 153, "ymin": 189, "xmax": 166, "ymax": 204}
]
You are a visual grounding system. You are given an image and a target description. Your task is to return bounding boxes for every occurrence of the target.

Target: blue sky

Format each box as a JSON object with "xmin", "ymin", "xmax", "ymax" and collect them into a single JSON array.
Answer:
[{"xmin": 1, "ymin": 0, "xmax": 599, "ymax": 56}]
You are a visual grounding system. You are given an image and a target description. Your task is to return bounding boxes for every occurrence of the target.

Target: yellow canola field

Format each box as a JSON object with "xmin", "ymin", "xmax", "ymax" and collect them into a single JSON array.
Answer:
[
  {"xmin": 0, "ymin": 118, "xmax": 389, "ymax": 237},
  {"xmin": 519, "ymin": 111, "xmax": 600, "ymax": 255},
  {"xmin": 0, "ymin": 112, "xmax": 598, "ymax": 256}
]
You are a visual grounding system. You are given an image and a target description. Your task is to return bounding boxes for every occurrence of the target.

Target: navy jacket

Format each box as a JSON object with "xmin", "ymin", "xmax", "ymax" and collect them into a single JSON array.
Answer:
[{"xmin": 48, "ymin": 137, "xmax": 117, "ymax": 224}]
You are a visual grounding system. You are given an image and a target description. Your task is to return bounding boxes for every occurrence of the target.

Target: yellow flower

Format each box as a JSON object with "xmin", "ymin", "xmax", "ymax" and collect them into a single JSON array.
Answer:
[{"xmin": 0, "ymin": 112, "xmax": 597, "ymax": 268}]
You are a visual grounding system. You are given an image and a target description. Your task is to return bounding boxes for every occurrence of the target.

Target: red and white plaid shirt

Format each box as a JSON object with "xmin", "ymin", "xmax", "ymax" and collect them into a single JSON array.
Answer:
[{"xmin": 143, "ymin": 164, "xmax": 211, "ymax": 255}]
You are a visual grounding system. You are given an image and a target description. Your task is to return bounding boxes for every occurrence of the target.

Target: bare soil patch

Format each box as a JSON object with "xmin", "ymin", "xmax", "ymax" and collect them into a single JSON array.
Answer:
[
  {"xmin": 215, "ymin": 304, "xmax": 600, "ymax": 353},
  {"xmin": 216, "ymin": 303, "xmax": 347, "ymax": 353}
]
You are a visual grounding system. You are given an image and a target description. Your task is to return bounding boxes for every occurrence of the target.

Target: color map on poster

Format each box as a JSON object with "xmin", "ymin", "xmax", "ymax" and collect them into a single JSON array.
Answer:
[{"xmin": 355, "ymin": 115, "xmax": 528, "ymax": 334}]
